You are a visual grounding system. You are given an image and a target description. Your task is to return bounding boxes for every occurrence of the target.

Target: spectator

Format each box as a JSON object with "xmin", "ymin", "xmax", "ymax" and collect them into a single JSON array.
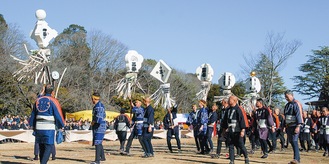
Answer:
[
  {"xmin": 11, "ymin": 121, "xmax": 20, "ymax": 130},
  {"xmin": 72, "ymin": 122, "xmax": 79, "ymax": 130},
  {"xmin": 64, "ymin": 121, "xmax": 71, "ymax": 130},
  {"xmin": 82, "ymin": 120, "xmax": 91, "ymax": 130},
  {"xmin": 21, "ymin": 119, "xmax": 30, "ymax": 130}
]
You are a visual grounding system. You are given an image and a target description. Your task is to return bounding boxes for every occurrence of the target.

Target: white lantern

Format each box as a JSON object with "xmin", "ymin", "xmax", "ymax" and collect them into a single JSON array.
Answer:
[
  {"xmin": 30, "ymin": 9, "xmax": 58, "ymax": 48},
  {"xmin": 245, "ymin": 76, "xmax": 261, "ymax": 93},
  {"xmin": 125, "ymin": 50, "xmax": 144, "ymax": 73},
  {"xmin": 218, "ymin": 72, "xmax": 236, "ymax": 90},
  {"xmin": 196, "ymin": 63, "xmax": 214, "ymax": 82}
]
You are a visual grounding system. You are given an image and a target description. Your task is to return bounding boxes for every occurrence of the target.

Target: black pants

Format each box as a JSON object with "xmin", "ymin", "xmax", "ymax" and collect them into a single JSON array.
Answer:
[
  {"xmin": 300, "ymin": 132, "xmax": 311, "ymax": 150},
  {"xmin": 39, "ymin": 144, "xmax": 53, "ymax": 164},
  {"xmin": 261, "ymin": 139, "xmax": 268, "ymax": 154},
  {"xmin": 228, "ymin": 132, "xmax": 248, "ymax": 162},
  {"xmin": 34, "ymin": 142, "xmax": 56, "ymax": 158},
  {"xmin": 249, "ymin": 132, "xmax": 256, "ymax": 150},
  {"xmin": 125, "ymin": 130, "xmax": 140, "ymax": 153},
  {"xmin": 116, "ymin": 131, "xmax": 127, "ymax": 151},
  {"xmin": 216, "ymin": 130, "xmax": 227, "ymax": 154},
  {"xmin": 276, "ymin": 129, "xmax": 285, "ymax": 149},
  {"xmin": 199, "ymin": 133, "xmax": 210, "ymax": 153},
  {"xmin": 95, "ymin": 144, "xmax": 105, "ymax": 162},
  {"xmin": 268, "ymin": 130, "xmax": 277, "ymax": 151},
  {"xmin": 193, "ymin": 126, "xmax": 201, "ymax": 151},
  {"xmin": 140, "ymin": 127, "xmax": 154, "ymax": 156},
  {"xmin": 166, "ymin": 127, "xmax": 181, "ymax": 151}
]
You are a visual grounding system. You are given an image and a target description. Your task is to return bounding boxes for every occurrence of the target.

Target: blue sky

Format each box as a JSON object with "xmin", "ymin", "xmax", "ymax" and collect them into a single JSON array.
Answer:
[{"xmin": 1, "ymin": 1, "xmax": 329, "ymax": 106}]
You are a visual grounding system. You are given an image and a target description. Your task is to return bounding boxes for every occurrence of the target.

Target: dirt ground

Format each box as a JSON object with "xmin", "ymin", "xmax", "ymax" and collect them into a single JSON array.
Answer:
[{"xmin": 0, "ymin": 137, "xmax": 328, "ymax": 164}]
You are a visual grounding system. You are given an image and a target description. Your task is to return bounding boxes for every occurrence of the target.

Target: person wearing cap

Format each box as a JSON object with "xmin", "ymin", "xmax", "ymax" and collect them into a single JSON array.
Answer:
[
  {"xmin": 221, "ymin": 95, "xmax": 249, "ymax": 164},
  {"xmin": 141, "ymin": 97, "xmax": 155, "ymax": 158},
  {"xmin": 163, "ymin": 104, "xmax": 181, "ymax": 153},
  {"xmin": 186, "ymin": 104, "xmax": 200, "ymax": 152},
  {"xmin": 114, "ymin": 108, "xmax": 130, "ymax": 154},
  {"xmin": 29, "ymin": 84, "xmax": 65, "ymax": 164},
  {"xmin": 283, "ymin": 90, "xmax": 303, "ymax": 164},
  {"xmin": 90, "ymin": 92, "xmax": 107, "ymax": 164},
  {"xmin": 197, "ymin": 99, "xmax": 210, "ymax": 154}
]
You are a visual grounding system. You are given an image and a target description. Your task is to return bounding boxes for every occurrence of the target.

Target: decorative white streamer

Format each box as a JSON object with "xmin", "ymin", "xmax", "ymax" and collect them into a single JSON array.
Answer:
[
  {"xmin": 150, "ymin": 83, "xmax": 175, "ymax": 109},
  {"xmin": 115, "ymin": 73, "xmax": 145, "ymax": 99},
  {"xmin": 195, "ymin": 81, "xmax": 211, "ymax": 101}
]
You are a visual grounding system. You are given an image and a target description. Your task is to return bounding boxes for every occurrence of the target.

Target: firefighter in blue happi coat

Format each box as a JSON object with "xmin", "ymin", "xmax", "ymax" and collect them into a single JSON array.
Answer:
[
  {"xmin": 197, "ymin": 99, "xmax": 209, "ymax": 154},
  {"xmin": 132, "ymin": 99, "xmax": 144, "ymax": 136},
  {"xmin": 91, "ymin": 92, "xmax": 107, "ymax": 164},
  {"xmin": 186, "ymin": 104, "xmax": 200, "ymax": 152},
  {"xmin": 29, "ymin": 84, "xmax": 65, "ymax": 164},
  {"xmin": 122, "ymin": 99, "xmax": 144, "ymax": 156},
  {"xmin": 141, "ymin": 97, "xmax": 155, "ymax": 158},
  {"xmin": 283, "ymin": 90, "xmax": 303, "ymax": 164}
]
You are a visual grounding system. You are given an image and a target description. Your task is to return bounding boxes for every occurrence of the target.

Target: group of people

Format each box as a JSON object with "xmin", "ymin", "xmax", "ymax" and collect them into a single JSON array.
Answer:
[
  {"xmin": 0, "ymin": 115, "xmax": 30, "ymax": 130},
  {"xmin": 112, "ymin": 97, "xmax": 155, "ymax": 159},
  {"xmin": 26, "ymin": 84, "xmax": 329, "ymax": 164},
  {"xmin": 182, "ymin": 90, "xmax": 329, "ymax": 164}
]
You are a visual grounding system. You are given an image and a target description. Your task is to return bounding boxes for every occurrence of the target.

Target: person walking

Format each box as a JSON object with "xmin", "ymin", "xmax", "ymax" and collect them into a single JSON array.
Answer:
[
  {"xmin": 283, "ymin": 90, "xmax": 303, "ymax": 164},
  {"xmin": 114, "ymin": 108, "xmax": 130, "ymax": 154},
  {"xmin": 252, "ymin": 98, "xmax": 275, "ymax": 159},
  {"xmin": 221, "ymin": 95, "xmax": 249, "ymax": 164}
]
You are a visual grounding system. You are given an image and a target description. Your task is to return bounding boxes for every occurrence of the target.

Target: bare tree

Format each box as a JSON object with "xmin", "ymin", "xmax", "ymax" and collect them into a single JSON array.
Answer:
[
  {"xmin": 242, "ymin": 32, "xmax": 301, "ymax": 106},
  {"xmin": 0, "ymin": 23, "xmax": 35, "ymax": 115}
]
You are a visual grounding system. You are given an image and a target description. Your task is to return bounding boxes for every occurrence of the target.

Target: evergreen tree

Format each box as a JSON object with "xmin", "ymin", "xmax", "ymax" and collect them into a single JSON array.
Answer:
[{"xmin": 293, "ymin": 46, "xmax": 329, "ymax": 102}]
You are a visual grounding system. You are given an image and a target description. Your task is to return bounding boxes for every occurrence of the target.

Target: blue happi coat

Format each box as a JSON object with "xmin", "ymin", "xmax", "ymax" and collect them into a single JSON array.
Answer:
[
  {"xmin": 92, "ymin": 101, "xmax": 106, "ymax": 146},
  {"xmin": 29, "ymin": 93, "xmax": 65, "ymax": 144},
  {"xmin": 132, "ymin": 106, "xmax": 144, "ymax": 135},
  {"xmin": 186, "ymin": 110, "xmax": 198, "ymax": 127},
  {"xmin": 197, "ymin": 107, "xmax": 208, "ymax": 135}
]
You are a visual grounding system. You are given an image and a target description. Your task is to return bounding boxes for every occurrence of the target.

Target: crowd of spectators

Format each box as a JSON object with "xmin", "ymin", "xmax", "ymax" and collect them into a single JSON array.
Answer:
[
  {"xmin": 1, "ymin": 115, "xmax": 30, "ymax": 130},
  {"xmin": 1, "ymin": 115, "xmax": 168, "ymax": 131},
  {"xmin": 0, "ymin": 115, "xmax": 118, "ymax": 131},
  {"xmin": 0, "ymin": 114, "xmax": 168, "ymax": 144}
]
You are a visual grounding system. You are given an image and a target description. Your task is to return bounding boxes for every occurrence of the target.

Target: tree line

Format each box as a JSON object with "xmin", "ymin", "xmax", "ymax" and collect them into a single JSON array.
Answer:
[{"xmin": 0, "ymin": 14, "xmax": 328, "ymax": 121}]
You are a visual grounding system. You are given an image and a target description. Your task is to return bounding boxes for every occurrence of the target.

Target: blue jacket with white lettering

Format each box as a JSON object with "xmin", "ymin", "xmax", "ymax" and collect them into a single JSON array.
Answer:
[{"xmin": 29, "ymin": 93, "xmax": 65, "ymax": 144}]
